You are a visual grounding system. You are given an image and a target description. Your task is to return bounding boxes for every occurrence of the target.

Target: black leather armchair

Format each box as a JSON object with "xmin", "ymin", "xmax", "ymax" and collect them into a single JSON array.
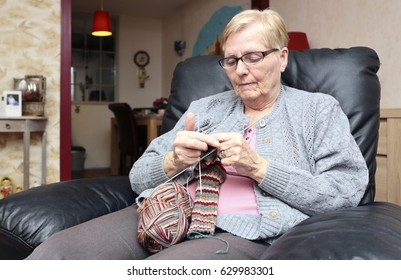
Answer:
[{"xmin": 2, "ymin": 47, "xmax": 401, "ymax": 260}]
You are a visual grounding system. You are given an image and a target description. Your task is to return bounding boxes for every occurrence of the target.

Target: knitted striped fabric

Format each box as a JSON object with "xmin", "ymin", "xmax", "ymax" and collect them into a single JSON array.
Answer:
[
  {"xmin": 187, "ymin": 152, "xmax": 226, "ymax": 239},
  {"xmin": 137, "ymin": 181, "xmax": 193, "ymax": 253}
]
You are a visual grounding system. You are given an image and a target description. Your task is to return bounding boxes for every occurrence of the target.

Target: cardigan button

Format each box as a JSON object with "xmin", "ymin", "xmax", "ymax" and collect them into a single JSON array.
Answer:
[
  {"xmin": 258, "ymin": 119, "xmax": 266, "ymax": 127},
  {"xmin": 268, "ymin": 211, "xmax": 278, "ymax": 219},
  {"xmin": 261, "ymin": 190, "xmax": 268, "ymax": 196}
]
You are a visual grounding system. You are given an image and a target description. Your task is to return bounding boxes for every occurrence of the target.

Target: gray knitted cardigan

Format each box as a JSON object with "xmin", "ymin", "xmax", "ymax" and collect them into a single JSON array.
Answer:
[{"xmin": 130, "ymin": 85, "xmax": 368, "ymax": 241}]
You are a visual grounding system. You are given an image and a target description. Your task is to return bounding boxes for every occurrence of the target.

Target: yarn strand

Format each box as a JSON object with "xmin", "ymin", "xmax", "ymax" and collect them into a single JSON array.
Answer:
[{"xmin": 187, "ymin": 231, "xmax": 229, "ymax": 254}]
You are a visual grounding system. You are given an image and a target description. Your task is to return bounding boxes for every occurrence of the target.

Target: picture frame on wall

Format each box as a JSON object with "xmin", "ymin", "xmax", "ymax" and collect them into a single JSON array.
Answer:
[{"xmin": 3, "ymin": 91, "xmax": 22, "ymax": 117}]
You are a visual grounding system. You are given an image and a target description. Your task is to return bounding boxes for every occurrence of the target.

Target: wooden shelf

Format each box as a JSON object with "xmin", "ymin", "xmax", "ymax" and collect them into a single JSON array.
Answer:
[{"xmin": 376, "ymin": 108, "xmax": 401, "ymax": 205}]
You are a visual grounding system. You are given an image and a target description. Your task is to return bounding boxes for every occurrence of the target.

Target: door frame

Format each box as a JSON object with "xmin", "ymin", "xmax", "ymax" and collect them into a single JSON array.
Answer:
[{"xmin": 60, "ymin": 0, "xmax": 72, "ymax": 180}]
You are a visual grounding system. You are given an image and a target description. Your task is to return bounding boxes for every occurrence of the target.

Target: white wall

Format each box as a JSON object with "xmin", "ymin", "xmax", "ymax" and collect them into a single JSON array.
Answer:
[
  {"xmin": 71, "ymin": 105, "xmax": 114, "ymax": 168},
  {"xmin": 270, "ymin": 0, "xmax": 400, "ymax": 109},
  {"xmin": 162, "ymin": 0, "xmax": 251, "ymax": 97},
  {"xmin": 72, "ymin": 16, "xmax": 163, "ymax": 169},
  {"xmin": 118, "ymin": 16, "xmax": 163, "ymax": 107}
]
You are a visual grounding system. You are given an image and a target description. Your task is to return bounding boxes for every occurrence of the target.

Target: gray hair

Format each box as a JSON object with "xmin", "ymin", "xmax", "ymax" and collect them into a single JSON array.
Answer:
[{"xmin": 222, "ymin": 9, "xmax": 289, "ymax": 50}]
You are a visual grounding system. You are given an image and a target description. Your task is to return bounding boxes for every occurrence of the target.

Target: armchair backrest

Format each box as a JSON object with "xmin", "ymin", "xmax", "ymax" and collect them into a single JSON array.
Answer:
[{"xmin": 161, "ymin": 47, "xmax": 381, "ymax": 204}]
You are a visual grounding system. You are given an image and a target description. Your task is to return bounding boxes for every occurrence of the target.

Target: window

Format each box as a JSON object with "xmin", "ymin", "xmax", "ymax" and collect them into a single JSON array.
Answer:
[{"xmin": 71, "ymin": 13, "xmax": 116, "ymax": 103}]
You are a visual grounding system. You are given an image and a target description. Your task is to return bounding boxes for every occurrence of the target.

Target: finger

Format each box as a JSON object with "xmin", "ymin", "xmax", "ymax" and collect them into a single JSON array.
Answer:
[
  {"xmin": 185, "ymin": 112, "xmax": 196, "ymax": 131},
  {"xmin": 213, "ymin": 132, "xmax": 241, "ymax": 150},
  {"xmin": 184, "ymin": 134, "xmax": 219, "ymax": 151},
  {"xmin": 182, "ymin": 114, "xmax": 220, "ymax": 148},
  {"xmin": 213, "ymin": 132, "xmax": 240, "ymax": 143},
  {"xmin": 174, "ymin": 146, "xmax": 202, "ymax": 160},
  {"xmin": 197, "ymin": 134, "xmax": 220, "ymax": 149}
]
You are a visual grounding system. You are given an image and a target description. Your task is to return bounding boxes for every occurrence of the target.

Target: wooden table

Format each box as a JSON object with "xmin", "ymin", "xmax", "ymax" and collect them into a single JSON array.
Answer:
[
  {"xmin": 0, "ymin": 116, "xmax": 47, "ymax": 190},
  {"xmin": 135, "ymin": 114, "xmax": 164, "ymax": 146},
  {"xmin": 110, "ymin": 114, "xmax": 163, "ymax": 175}
]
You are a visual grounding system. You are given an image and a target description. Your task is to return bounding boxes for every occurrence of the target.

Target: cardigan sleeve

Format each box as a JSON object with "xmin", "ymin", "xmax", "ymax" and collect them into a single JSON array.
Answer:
[{"xmin": 259, "ymin": 95, "xmax": 369, "ymax": 216}]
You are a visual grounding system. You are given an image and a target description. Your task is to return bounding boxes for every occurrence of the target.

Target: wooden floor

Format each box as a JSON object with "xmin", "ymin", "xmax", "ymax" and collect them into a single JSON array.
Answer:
[{"xmin": 72, "ymin": 168, "xmax": 113, "ymax": 179}]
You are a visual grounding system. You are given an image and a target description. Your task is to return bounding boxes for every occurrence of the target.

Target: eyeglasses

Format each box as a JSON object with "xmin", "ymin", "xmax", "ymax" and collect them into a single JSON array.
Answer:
[{"xmin": 218, "ymin": 49, "xmax": 279, "ymax": 69}]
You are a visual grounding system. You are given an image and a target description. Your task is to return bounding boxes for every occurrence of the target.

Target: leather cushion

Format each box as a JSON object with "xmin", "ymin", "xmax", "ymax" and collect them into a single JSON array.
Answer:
[
  {"xmin": 261, "ymin": 202, "xmax": 401, "ymax": 260},
  {"xmin": 0, "ymin": 176, "xmax": 136, "ymax": 259}
]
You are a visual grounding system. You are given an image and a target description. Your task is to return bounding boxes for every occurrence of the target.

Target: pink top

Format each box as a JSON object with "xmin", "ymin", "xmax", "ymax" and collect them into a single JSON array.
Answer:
[{"xmin": 188, "ymin": 127, "xmax": 258, "ymax": 215}]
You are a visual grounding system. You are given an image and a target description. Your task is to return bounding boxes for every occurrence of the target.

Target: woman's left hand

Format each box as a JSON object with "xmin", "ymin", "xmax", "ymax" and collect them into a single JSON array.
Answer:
[{"xmin": 213, "ymin": 132, "xmax": 269, "ymax": 183}]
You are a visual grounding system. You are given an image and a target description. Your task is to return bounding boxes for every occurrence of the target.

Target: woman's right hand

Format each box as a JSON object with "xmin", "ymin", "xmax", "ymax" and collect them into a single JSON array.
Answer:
[{"xmin": 163, "ymin": 112, "xmax": 220, "ymax": 178}]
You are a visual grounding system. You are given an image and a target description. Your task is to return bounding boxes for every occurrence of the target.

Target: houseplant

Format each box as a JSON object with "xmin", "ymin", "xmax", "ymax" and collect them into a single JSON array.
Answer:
[{"xmin": 153, "ymin": 96, "xmax": 168, "ymax": 115}]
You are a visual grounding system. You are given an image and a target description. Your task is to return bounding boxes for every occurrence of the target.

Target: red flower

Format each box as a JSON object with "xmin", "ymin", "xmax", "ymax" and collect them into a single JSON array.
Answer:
[{"xmin": 153, "ymin": 97, "xmax": 168, "ymax": 110}]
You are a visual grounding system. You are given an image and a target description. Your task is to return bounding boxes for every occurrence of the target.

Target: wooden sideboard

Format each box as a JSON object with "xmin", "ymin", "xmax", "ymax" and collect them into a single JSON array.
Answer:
[{"xmin": 376, "ymin": 109, "xmax": 401, "ymax": 205}]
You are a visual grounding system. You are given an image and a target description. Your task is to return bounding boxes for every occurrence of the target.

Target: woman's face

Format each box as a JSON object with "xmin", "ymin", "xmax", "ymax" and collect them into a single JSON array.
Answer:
[{"xmin": 224, "ymin": 22, "xmax": 288, "ymax": 110}]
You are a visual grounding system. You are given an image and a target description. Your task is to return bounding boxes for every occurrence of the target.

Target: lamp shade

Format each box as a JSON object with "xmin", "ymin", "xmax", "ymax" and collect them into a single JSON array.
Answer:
[
  {"xmin": 288, "ymin": 32, "xmax": 310, "ymax": 50},
  {"xmin": 92, "ymin": 11, "xmax": 112, "ymax": 37}
]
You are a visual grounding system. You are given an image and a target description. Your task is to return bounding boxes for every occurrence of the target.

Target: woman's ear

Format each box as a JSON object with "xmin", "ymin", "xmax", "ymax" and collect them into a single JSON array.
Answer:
[{"xmin": 279, "ymin": 47, "xmax": 289, "ymax": 72}]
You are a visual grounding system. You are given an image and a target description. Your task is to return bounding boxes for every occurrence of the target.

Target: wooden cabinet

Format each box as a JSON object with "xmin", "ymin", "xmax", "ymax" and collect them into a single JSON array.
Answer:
[{"xmin": 376, "ymin": 109, "xmax": 401, "ymax": 205}]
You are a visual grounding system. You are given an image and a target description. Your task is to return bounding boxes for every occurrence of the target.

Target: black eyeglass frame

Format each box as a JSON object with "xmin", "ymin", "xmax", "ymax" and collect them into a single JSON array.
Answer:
[{"xmin": 218, "ymin": 48, "xmax": 279, "ymax": 69}]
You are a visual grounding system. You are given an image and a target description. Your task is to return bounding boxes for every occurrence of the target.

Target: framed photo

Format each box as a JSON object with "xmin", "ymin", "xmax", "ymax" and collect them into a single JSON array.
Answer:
[
  {"xmin": 3, "ymin": 91, "xmax": 22, "ymax": 117},
  {"xmin": 14, "ymin": 75, "xmax": 46, "ymax": 102}
]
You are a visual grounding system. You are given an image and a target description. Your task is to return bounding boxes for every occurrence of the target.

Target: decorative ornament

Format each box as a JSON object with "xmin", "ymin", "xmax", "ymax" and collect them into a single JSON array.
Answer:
[{"xmin": 0, "ymin": 177, "xmax": 13, "ymax": 199}]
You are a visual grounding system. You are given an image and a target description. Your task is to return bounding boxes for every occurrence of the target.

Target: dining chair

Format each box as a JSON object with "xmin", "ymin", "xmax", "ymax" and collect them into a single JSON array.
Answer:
[{"xmin": 108, "ymin": 103, "xmax": 142, "ymax": 175}]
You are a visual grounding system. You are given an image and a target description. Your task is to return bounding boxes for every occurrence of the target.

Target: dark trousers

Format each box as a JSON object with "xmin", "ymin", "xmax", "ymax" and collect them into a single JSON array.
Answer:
[{"xmin": 26, "ymin": 205, "xmax": 268, "ymax": 260}]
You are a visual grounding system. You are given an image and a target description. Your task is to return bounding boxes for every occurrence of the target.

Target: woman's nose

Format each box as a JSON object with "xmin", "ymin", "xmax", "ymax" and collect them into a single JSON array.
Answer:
[{"xmin": 235, "ymin": 60, "xmax": 249, "ymax": 75}]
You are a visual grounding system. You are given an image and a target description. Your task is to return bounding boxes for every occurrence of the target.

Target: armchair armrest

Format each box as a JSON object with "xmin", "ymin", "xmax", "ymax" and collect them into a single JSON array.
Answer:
[
  {"xmin": 260, "ymin": 202, "xmax": 401, "ymax": 259},
  {"xmin": 0, "ymin": 176, "xmax": 136, "ymax": 260}
]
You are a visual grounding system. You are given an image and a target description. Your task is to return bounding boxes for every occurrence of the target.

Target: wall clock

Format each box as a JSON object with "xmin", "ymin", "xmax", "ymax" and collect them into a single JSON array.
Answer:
[{"xmin": 134, "ymin": 51, "xmax": 150, "ymax": 67}]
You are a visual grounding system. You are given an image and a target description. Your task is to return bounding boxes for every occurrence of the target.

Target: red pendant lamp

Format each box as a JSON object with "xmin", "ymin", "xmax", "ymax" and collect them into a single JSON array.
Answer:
[
  {"xmin": 92, "ymin": 1, "xmax": 112, "ymax": 37},
  {"xmin": 288, "ymin": 32, "xmax": 310, "ymax": 50}
]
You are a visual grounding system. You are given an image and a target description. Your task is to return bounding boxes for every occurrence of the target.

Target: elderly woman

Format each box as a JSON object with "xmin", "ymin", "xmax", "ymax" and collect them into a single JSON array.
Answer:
[
  {"xmin": 26, "ymin": 9, "xmax": 367, "ymax": 260},
  {"xmin": 130, "ymin": 8, "xmax": 368, "ymax": 259}
]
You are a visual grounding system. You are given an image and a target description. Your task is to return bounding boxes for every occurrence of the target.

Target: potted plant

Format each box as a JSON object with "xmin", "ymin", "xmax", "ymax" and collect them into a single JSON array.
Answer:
[{"xmin": 153, "ymin": 97, "xmax": 168, "ymax": 115}]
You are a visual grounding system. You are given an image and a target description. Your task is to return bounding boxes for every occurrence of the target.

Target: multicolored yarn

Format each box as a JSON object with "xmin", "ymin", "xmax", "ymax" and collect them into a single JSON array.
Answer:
[
  {"xmin": 137, "ymin": 151, "xmax": 227, "ymax": 253},
  {"xmin": 187, "ymin": 152, "xmax": 226, "ymax": 239},
  {"xmin": 137, "ymin": 181, "xmax": 193, "ymax": 253}
]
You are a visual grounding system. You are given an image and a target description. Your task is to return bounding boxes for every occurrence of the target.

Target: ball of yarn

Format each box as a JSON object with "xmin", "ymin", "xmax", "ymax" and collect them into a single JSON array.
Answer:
[{"xmin": 137, "ymin": 182, "xmax": 193, "ymax": 253}]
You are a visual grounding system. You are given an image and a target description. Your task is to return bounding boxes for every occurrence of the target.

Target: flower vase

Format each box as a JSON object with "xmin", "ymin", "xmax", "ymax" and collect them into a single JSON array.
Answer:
[{"xmin": 157, "ymin": 109, "xmax": 165, "ymax": 116}]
